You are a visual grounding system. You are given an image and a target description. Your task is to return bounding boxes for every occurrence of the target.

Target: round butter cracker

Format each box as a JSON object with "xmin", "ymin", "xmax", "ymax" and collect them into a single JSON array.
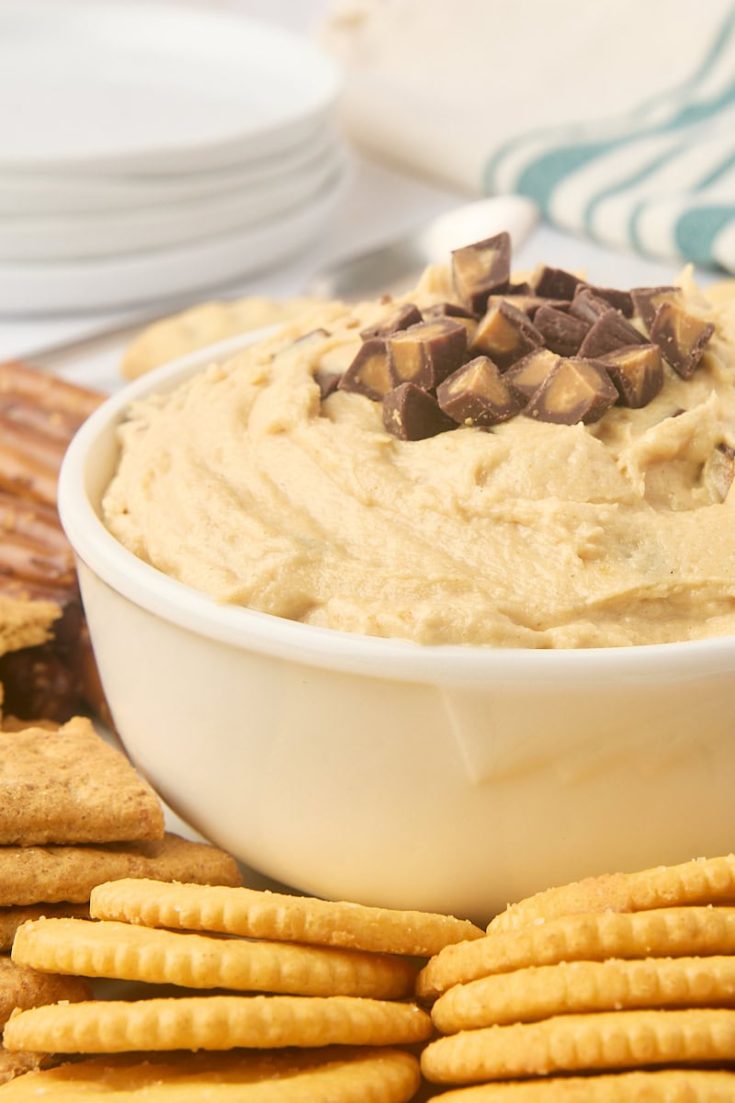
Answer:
[
  {"xmin": 490, "ymin": 855, "xmax": 735, "ymax": 933},
  {"xmin": 431, "ymin": 1069, "xmax": 735, "ymax": 1102},
  {"xmin": 4, "ymin": 995, "xmax": 432, "ymax": 1054},
  {"xmin": 421, "ymin": 1008, "xmax": 735, "ymax": 1083},
  {"xmin": 12, "ymin": 917, "xmax": 416, "ymax": 1000},
  {"xmin": 0, "ymin": 1047, "xmax": 420, "ymax": 1101},
  {"xmin": 89, "ymin": 878, "xmax": 483, "ymax": 957},
  {"xmin": 432, "ymin": 955, "xmax": 735, "ymax": 1032}
]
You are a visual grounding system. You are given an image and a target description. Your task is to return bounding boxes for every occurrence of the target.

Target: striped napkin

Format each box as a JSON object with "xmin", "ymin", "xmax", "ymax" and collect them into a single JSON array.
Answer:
[{"xmin": 324, "ymin": 0, "xmax": 735, "ymax": 272}]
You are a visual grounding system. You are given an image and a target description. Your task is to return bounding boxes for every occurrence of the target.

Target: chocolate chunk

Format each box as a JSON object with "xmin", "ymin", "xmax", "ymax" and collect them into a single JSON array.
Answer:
[
  {"xmin": 569, "ymin": 288, "xmax": 612, "ymax": 325},
  {"xmin": 534, "ymin": 305, "xmax": 590, "ymax": 356},
  {"xmin": 295, "ymin": 327, "xmax": 329, "ymax": 343},
  {"xmin": 451, "ymin": 232, "xmax": 511, "ymax": 312},
  {"xmin": 472, "ymin": 301, "xmax": 543, "ymax": 370},
  {"xmin": 532, "ymin": 266, "xmax": 580, "ymax": 301},
  {"xmin": 579, "ymin": 285, "xmax": 634, "ymax": 317},
  {"xmin": 425, "ymin": 302, "xmax": 479, "ymax": 343},
  {"xmin": 388, "ymin": 319, "xmax": 467, "ymax": 390},
  {"xmin": 703, "ymin": 443, "xmax": 735, "ymax": 502},
  {"xmin": 485, "ymin": 294, "xmax": 565, "ymax": 319},
  {"xmin": 427, "ymin": 301, "xmax": 477, "ymax": 320},
  {"xmin": 631, "ymin": 286, "xmax": 683, "ymax": 331},
  {"xmin": 382, "ymin": 382, "xmax": 456, "ymax": 441},
  {"xmin": 598, "ymin": 344, "xmax": 664, "ymax": 408},
  {"xmin": 506, "ymin": 280, "xmax": 533, "ymax": 295},
  {"xmin": 315, "ymin": 371, "xmax": 341, "ymax": 400},
  {"xmin": 436, "ymin": 356, "xmax": 522, "ymax": 427},
  {"xmin": 650, "ymin": 303, "xmax": 714, "ymax": 378},
  {"xmin": 274, "ymin": 328, "xmax": 329, "ymax": 367},
  {"xmin": 577, "ymin": 310, "xmax": 646, "ymax": 358},
  {"xmin": 360, "ymin": 303, "xmax": 423, "ymax": 340},
  {"xmin": 504, "ymin": 349, "xmax": 560, "ymax": 399},
  {"xmin": 338, "ymin": 339, "xmax": 392, "ymax": 400},
  {"xmin": 524, "ymin": 358, "xmax": 618, "ymax": 425}
]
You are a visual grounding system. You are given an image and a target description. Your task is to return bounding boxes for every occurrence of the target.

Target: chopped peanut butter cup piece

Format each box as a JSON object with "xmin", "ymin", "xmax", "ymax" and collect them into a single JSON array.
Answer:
[
  {"xmin": 436, "ymin": 356, "xmax": 522, "ymax": 427},
  {"xmin": 451, "ymin": 232, "xmax": 510, "ymax": 312},
  {"xmin": 578, "ymin": 309, "xmax": 646, "ymax": 358},
  {"xmin": 315, "ymin": 371, "xmax": 340, "ymax": 399},
  {"xmin": 387, "ymin": 319, "xmax": 467, "ymax": 390},
  {"xmin": 632, "ymin": 285, "xmax": 683, "ymax": 330},
  {"xmin": 505, "ymin": 348, "xmax": 560, "ymax": 399},
  {"xmin": 650, "ymin": 302, "xmax": 714, "ymax": 378},
  {"xmin": 532, "ymin": 265, "xmax": 580, "ymax": 301},
  {"xmin": 383, "ymin": 383, "xmax": 455, "ymax": 440},
  {"xmin": 315, "ymin": 344, "xmax": 360, "ymax": 399},
  {"xmin": 599, "ymin": 343, "xmax": 664, "ymax": 408},
  {"xmin": 339, "ymin": 340, "xmax": 392, "ymax": 401},
  {"xmin": 360, "ymin": 303, "xmax": 423, "ymax": 340},
  {"xmin": 534, "ymin": 305, "xmax": 589, "ymax": 356},
  {"xmin": 581, "ymin": 284, "xmax": 635, "ymax": 317},
  {"xmin": 485, "ymin": 294, "xmax": 562, "ymax": 319},
  {"xmin": 275, "ymin": 329, "xmax": 329, "ymax": 362},
  {"xmin": 472, "ymin": 301, "xmax": 543, "ymax": 370},
  {"xmin": 703, "ymin": 444, "xmax": 735, "ymax": 502},
  {"xmin": 425, "ymin": 302, "xmax": 479, "ymax": 343},
  {"xmin": 524, "ymin": 357, "xmax": 617, "ymax": 425},
  {"xmin": 569, "ymin": 288, "xmax": 612, "ymax": 325}
]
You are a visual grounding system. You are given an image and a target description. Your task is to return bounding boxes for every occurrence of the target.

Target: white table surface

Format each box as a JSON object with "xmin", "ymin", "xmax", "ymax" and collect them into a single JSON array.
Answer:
[{"xmin": 1, "ymin": 0, "xmax": 711, "ymax": 385}]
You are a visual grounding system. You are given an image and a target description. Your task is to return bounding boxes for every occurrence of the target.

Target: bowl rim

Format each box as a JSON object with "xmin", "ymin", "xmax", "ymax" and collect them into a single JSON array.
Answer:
[{"xmin": 58, "ymin": 328, "xmax": 735, "ymax": 687}]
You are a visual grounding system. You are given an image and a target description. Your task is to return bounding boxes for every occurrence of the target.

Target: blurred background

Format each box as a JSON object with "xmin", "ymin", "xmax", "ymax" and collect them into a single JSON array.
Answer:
[{"xmin": 2, "ymin": 0, "xmax": 733, "ymax": 377}]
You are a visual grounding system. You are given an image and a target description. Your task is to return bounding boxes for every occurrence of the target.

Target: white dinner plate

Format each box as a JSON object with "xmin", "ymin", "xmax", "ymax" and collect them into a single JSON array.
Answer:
[
  {"xmin": 0, "ymin": 151, "xmax": 348, "ymax": 261},
  {"xmin": 0, "ymin": 168, "xmax": 348, "ymax": 315},
  {"xmin": 0, "ymin": 133, "xmax": 342, "ymax": 216},
  {"xmin": 0, "ymin": 0, "xmax": 341, "ymax": 173}
]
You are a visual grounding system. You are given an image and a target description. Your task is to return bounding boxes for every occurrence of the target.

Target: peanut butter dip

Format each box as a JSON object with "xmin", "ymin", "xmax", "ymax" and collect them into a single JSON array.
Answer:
[{"xmin": 103, "ymin": 265, "xmax": 735, "ymax": 648}]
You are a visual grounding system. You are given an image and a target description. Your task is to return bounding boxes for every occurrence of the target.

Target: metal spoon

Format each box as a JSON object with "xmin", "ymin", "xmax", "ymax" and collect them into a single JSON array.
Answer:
[{"xmin": 308, "ymin": 195, "xmax": 539, "ymax": 299}]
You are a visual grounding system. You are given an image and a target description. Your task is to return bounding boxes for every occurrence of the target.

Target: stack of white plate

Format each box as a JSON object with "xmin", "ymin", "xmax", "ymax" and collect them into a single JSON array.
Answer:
[{"xmin": 0, "ymin": 1, "xmax": 346, "ymax": 315}]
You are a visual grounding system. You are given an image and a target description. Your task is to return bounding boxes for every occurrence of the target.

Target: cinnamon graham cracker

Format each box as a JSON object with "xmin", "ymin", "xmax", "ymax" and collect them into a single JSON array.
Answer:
[
  {"xmin": 0, "ymin": 957, "xmax": 90, "ymax": 1030},
  {"xmin": 0, "ymin": 833, "xmax": 242, "ymax": 905},
  {"xmin": 0, "ymin": 717, "xmax": 164, "ymax": 845},
  {"xmin": 0, "ymin": 904, "xmax": 89, "ymax": 952}
]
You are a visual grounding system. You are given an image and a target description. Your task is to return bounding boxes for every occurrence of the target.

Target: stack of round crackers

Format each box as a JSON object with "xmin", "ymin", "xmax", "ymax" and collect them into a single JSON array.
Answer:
[
  {"xmin": 417, "ymin": 855, "xmax": 735, "ymax": 1100},
  {"xmin": 0, "ymin": 716, "xmax": 240, "ymax": 1088},
  {"xmin": 2, "ymin": 878, "xmax": 484, "ymax": 1100}
]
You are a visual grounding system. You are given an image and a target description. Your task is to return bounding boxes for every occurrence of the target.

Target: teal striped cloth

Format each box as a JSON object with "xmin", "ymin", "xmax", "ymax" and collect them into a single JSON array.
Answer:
[{"xmin": 484, "ymin": 5, "xmax": 735, "ymax": 273}]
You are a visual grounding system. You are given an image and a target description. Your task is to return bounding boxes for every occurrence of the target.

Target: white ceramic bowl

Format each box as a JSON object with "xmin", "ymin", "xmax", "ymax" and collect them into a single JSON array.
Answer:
[{"xmin": 59, "ymin": 331, "xmax": 735, "ymax": 921}]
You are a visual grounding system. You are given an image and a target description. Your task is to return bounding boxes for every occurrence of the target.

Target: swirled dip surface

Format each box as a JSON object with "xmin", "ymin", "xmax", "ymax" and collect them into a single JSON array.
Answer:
[{"xmin": 103, "ymin": 271, "xmax": 735, "ymax": 647}]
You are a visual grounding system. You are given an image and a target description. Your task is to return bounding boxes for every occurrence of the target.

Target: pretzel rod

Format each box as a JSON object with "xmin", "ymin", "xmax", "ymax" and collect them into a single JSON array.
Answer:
[
  {"xmin": 0, "ymin": 492, "xmax": 68, "ymax": 551},
  {"xmin": 0, "ymin": 572, "xmax": 76, "ymax": 607},
  {"xmin": 0, "ymin": 362, "xmax": 102, "ymax": 422},
  {"xmin": 0, "ymin": 443, "xmax": 58, "ymax": 507},
  {"xmin": 0, "ymin": 532, "xmax": 76, "ymax": 591},
  {"xmin": 0, "ymin": 396, "xmax": 81, "ymax": 446},
  {"xmin": 0, "ymin": 417, "xmax": 68, "ymax": 471}
]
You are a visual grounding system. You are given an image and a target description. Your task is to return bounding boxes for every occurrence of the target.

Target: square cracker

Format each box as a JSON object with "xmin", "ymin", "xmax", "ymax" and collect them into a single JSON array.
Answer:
[
  {"xmin": 0, "ymin": 716, "xmax": 164, "ymax": 845},
  {"xmin": 0, "ymin": 833, "xmax": 242, "ymax": 905},
  {"xmin": 0, "ymin": 903, "xmax": 89, "ymax": 952}
]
